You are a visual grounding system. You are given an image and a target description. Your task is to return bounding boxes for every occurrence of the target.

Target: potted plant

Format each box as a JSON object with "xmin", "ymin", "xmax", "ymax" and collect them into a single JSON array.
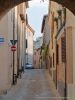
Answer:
[
  {"xmin": 57, "ymin": 9, "xmax": 62, "ymax": 19},
  {"xmin": 57, "ymin": 9, "xmax": 62, "ymax": 26},
  {"xmin": 54, "ymin": 17, "xmax": 58, "ymax": 28},
  {"xmin": 54, "ymin": 17, "xmax": 58, "ymax": 22}
]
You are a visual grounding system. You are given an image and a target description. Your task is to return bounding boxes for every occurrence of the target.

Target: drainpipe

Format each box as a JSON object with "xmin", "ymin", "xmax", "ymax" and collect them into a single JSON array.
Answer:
[
  {"xmin": 55, "ymin": 22, "xmax": 58, "ymax": 89},
  {"xmin": 27, "ymin": 29, "xmax": 29, "ymax": 63},
  {"xmin": 55, "ymin": 38, "xmax": 57, "ymax": 89},
  {"xmin": 17, "ymin": 9, "xmax": 19, "ymax": 77},
  {"xmin": 24, "ymin": 23, "xmax": 27, "ymax": 69},
  {"xmin": 24, "ymin": 27, "xmax": 26, "ymax": 68},
  {"xmin": 64, "ymin": 7, "xmax": 67, "ymax": 99},
  {"xmin": 13, "ymin": 8, "xmax": 15, "ymax": 85},
  {"xmin": 64, "ymin": 26, "xmax": 67, "ymax": 100},
  {"xmin": 22, "ymin": 22, "xmax": 23, "ymax": 68}
]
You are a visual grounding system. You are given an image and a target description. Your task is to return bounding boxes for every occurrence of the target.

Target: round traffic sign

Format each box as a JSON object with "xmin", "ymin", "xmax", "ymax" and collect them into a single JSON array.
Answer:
[{"xmin": 11, "ymin": 46, "xmax": 16, "ymax": 52}]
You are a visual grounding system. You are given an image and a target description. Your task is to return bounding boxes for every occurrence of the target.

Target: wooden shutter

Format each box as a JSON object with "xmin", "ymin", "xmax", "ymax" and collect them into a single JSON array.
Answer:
[
  {"xmin": 51, "ymin": 12, "xmax": 54, "ymax": 34},
  {"xmin": 61, "ymin": 36, "xmax": 66, "ymax": 62},
  {"xmin": 56, "ymin": 44, "xmax": 59, "ymax": 64},
  {"xmin": 51, "ymin": 13, "xmax": 54, "ymax": 49},
  {"xmin": 53, "ymin": 53, "xmax": 54, "ymax": 67},
  {"xmin": 26, "ymin": 39, "xmax": 27, "ymax": 48},
  {"xmin": 50, "ymin": 57, "xmax": 52, "ymax": 68}
]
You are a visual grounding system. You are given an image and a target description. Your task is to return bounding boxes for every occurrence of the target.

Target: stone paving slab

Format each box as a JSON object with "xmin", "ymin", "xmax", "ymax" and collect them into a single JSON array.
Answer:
[
  {"xmin": 0, "ymin": 95, "xmax": 2, "ymax": 100},
  {"xmin": 1, "ymin": 69, "xmax": 62, "ymax": 100}
]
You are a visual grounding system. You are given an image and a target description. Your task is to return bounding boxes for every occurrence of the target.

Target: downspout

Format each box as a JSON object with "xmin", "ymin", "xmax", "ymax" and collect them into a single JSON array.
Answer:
[
  {"xmin": 21, "ymin": 23, "xmax": 23, "ymax": 68},
  {"xmin": 64, "ymin": 23, "xmax": 67, "ymax": 100},
  {"xmin": 55, "ymin": 38, "xmax": 57, "ymax": 89},
  {"xmin": 64, "ymin": 8, "xmax": 67, "ymax": 100},
  {"xmin": 17, "ymin": 8, "xmax": 19, "ymax": 77},
  {"xmin": 55, "ymin": 20, "xmax": 58, "ymax": 89},
  {"xmin": 27, "ymin": 29, "xmax": 29, "ymax": 63},
  {"xmin": 13, "ymin": 8, "xmax": 15, "ymax": 85},
  {"xmin": 24, "ymin": 26, "xmax": 26, "ymax": 68}
]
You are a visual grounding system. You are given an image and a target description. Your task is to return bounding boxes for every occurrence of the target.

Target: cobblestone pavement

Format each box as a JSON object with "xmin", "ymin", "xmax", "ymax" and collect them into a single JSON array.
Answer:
[{"xmin": 1, "ymin": 69, "xmax": 62, "ymax": 100}]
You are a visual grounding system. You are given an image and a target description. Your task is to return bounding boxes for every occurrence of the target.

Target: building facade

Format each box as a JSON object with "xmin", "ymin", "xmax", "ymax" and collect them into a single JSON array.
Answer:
[
  {"xmin": 33, "ymin": 49, "xmax": 39, "ymax": 69},
  {"xmin": 0, "ymin": 2, "xmax": 28, "ymax": 95},
  {"xmin": 48, "ymin": 1, "xmax": 75, "ymax": 99},
  {"xmin": 41, "ymin": 15, "xmax": 50, "ymax": 69},
  {"xmin": 26, "ymin": 24, "xmax": 34, "ymax": 65},
  {"xmin": 41, "ymin": 15, "xmax": 50, "ymax": 46},
  {"xmin": 56, "ymin": 7, "xmax": 75, "ymax": 99},
  {"xmin": 48, "ymin": 1, "xmax": 57, "ymax": 87},
  {"xmin": 33, "ymin": 37, "xmax": 43, "ymax": 69}
]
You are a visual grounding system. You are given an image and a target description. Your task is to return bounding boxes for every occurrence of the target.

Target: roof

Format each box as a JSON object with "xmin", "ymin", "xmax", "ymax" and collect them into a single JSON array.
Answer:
[
  {"xmin": 41, "ymin": 15, "xmax": 48, "ymax": 33},
  {"xmin": 26, "ymin": 24, "xmax": 35, "ymax": 35}
]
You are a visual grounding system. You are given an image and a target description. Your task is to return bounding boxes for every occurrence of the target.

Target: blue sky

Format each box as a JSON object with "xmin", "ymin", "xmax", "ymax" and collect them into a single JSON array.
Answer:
[{"xmin": 26, "ymin": 0, "xmax": 49, "ymax": 41}]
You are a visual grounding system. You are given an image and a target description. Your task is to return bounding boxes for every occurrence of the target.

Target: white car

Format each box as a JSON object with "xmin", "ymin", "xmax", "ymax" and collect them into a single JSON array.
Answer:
[{"xmin": 26, "ymin": 63, "xmax": 34, "ymax": 69}]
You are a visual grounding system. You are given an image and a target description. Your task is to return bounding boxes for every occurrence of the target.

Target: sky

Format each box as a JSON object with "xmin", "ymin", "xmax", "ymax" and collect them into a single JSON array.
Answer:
[{"xmin": 26, "ymin": 0, "xmax": 49, "ymax": 41}]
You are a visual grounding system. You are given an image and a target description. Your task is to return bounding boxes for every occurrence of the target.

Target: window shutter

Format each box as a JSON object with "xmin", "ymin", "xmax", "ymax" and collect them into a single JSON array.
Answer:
[
  {"xmin": 56, "ymin": 44, "xmax": 59, "ymax": 64},
  {"xmin": 53, "ymin": 53, "xmax": 54, "ymax": 67},
  {"xmin": 61, "ymin": 37, "xmax": 66, "ymax": 62},
  {"xmin": 50, "ymin": 57, "xmax": 52, "ymax": 68},
  {"xmin": 26, "ymin": 39, "xmax": 27, "ymax": 48}
]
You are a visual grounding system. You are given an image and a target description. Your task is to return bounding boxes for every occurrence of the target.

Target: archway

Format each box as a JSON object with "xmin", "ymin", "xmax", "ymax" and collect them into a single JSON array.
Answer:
[
  {"xmin": 0, "ymin": 0, "xmax": 74, "ymax": 99},
  {"xmin": 0, "ymin": 0, "xmax": 75, "ymax": 20}
]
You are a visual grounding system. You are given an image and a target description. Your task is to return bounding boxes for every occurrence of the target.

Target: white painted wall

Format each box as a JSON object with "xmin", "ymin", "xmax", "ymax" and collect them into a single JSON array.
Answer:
[
  {"xmin": 66, "ymin": 9, "xmax": 75, "ymax": 100},
  {"xmin": 72, "ymin": 29, "xmax": 75, "ymax": 100},
  {"xmin": 26, "ymin": 27, "xmax": 34, "ymax": 65},
  {"xmin": 0, "ymin": 10, "xmax": 13, "ymax": 94},
  {"xmin": 0, "ymin": 2, "xmax": 27, "ymax": 94}
]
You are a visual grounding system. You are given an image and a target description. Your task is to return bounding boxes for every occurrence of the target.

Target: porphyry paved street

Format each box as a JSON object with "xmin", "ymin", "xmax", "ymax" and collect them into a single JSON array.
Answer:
[{"xmin": 1, "ymin": 69, "xmax": 61, "ymax": 100}]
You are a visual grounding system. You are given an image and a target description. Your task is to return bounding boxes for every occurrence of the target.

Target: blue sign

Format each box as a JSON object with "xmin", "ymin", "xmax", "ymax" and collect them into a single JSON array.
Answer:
[{"xmin": 0, "ymin": 38, "xmax": 4, "ymax": 42}]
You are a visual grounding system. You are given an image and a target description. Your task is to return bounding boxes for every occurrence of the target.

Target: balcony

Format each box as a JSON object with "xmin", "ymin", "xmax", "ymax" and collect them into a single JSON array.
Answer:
[{"xmin": 55, "ymin": 21, "xmax": 66, "ymax": 39}]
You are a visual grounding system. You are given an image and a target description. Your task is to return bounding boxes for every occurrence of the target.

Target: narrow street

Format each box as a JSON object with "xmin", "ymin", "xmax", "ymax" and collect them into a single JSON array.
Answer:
[{"xmin": 1, "ymin": 69, "xmax": 61, "ymax": 100}]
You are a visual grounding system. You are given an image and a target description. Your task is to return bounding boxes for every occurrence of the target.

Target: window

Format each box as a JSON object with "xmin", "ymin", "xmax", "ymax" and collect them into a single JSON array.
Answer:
[
  {"xmin": 61, "ymin": 36, "xmax": 66, "ymax": 63},
  {"xmin": 53, "ymin": 53, "xmax": 54, "ymax": 67},
  {"xmin": 51, "ymin": 29, "xmax": 53, "ymax": 49},
  {"xmin": 56, "ymin": 44, "xmax": 59, "ymax": 64},
  {"xmin": 50, "ymin": 57, "xmax": 52, "ymax": 68},
  {"xmin": 51, "ymin": 12, "xmax": 54, "ymax": 49},
  {"xmin": 26, "ymin": 39, "xmax": 28, "ymax": 48},
  {"xmin": 51, "ymin": 12, "xmax": 54, "ymax": 34}
]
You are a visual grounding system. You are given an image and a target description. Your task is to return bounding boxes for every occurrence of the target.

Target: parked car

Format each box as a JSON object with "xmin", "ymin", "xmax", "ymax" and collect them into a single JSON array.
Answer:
[{"xmin": 25, "ymin": 63, "xmax": 34, "ymax": 69}]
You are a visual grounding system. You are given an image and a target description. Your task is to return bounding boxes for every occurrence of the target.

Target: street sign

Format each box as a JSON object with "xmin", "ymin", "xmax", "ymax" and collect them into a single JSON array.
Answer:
[
  {"xmin": 10, "ymin": 40, "xmax": 18, "ymax": 45},
  {"xmin": 11, "ymin": 46, "xmax": 16, "ymax": 52},
  {"xmin": 0, "ymin": 38, "xmax": 4, "ymax": 42}
]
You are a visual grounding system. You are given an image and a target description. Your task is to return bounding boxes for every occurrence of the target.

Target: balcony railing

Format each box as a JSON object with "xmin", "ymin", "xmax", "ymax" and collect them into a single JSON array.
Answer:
[{"xmin": 55, "ymin": 21, "xmax": 66, "ymax": 39}]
